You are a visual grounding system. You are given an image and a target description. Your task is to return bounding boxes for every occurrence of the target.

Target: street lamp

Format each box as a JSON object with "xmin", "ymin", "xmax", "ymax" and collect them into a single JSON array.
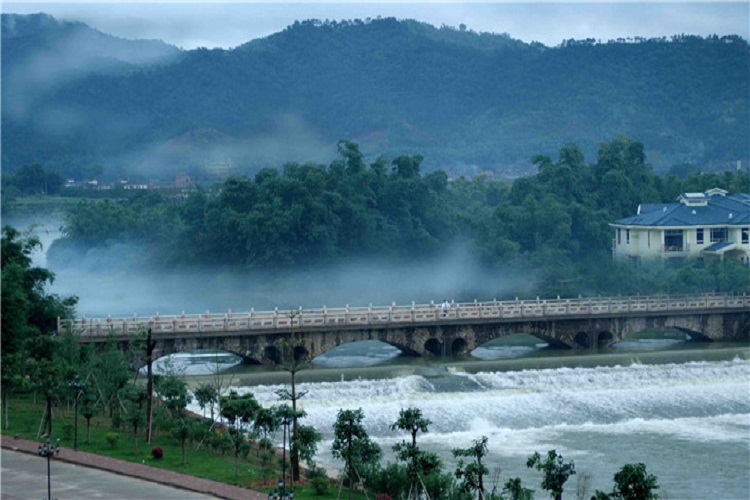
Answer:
[
  {"xmin": 68, "ymin": 375, "xmax": 86, "ymax": 451},
  {"xmin": 37, "ymin": 436, "xmax": 60, "ymax": 500},
  {"xmin": 279, "ymin": 411, "xmax": 294, "ymax": 500}
]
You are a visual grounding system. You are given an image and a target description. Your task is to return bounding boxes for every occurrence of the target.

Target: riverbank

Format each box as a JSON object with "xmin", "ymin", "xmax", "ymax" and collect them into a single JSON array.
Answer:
[{"xmin": 191, "ymin": 344, "xmax": 750, "ymax": 388}]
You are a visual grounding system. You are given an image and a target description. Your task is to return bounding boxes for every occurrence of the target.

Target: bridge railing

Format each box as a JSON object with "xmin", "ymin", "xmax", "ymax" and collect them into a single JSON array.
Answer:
[{"xmin": 61, "ymin": 292, "xmax": 749, "ymax": 338}]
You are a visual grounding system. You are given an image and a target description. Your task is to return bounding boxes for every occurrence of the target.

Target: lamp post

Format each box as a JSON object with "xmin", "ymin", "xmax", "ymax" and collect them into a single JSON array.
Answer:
[
  {"xmin": 37, "ymin": 436, "xmax": 60, "ymax": 500},
  {"xmin": 68, "ymin": 375, "xmax": 86, "ymax": 451},
  {"xmin": 278, "ymin": 410, "xmax": 293, "ymax": 500}
]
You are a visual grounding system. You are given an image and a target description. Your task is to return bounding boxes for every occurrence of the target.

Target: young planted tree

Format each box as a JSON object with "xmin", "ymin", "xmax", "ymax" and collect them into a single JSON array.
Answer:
[
  {"xmin": 453, "ymin": 436, "xmax": 489, "ymax": 499},
  {"xmin": 253, "ymin": 406, "xmax": 278, "ymax": 458},
  {"xmin": 94, "ymin": 330, "xmax": 130, "ymax": 418},
  {"xmin": 593, "ymin": 463, "xmax": 660, "ymax": 500},
  {"xmin": 194, "ymin": 383, "xmax": 218, "ymax": 420},
  {"xmin": 79, "ymin": 391, "xmax": 100, "ymax": 445},
  {"xmin": 156, "ymin": 373, "xmax": 193, "ymax": 465},
  {"xmin": 391, "ymin": 407, "xmax": 434, "ymax": 499},
  {"xmin": 121, "ymin": 385, "xmax": 147, "ymax": 455},
  {"xmin": 331, "ymin": 408, "xmax": 382, "ymax": 500},
  {"xmin": 220, "ymin": 390, "xmax": 260, "ymax": 481},
  {"xmin": 526, "ymin": 450, "xmax": 576, "ymax": 500},
  {"xmin": 501, "ymin": 477, "xmax": 534, "ymax": 500},
  {"xmin": 295, "ymin": 423, "xmax": 322, "ymax": 469},
  {"xmin": 612, "ymin": 463, "xmax": 659, "ymax": 500},
  {"xmin": 275, "ymin": 313, "xmax": 310, "ymax": 483}
]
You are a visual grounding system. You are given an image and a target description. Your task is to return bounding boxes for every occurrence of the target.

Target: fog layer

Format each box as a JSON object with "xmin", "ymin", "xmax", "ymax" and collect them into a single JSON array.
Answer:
[{"xmin": 46, "ymin": 240, "xmax": 535, "ymax": 317}]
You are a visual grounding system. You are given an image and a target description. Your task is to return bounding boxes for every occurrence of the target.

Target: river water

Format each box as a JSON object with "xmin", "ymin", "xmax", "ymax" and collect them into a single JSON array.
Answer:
[
  {"xmin": 170, "ymin": 342, "xmax": 749, "ymax": 500},
  {"xmin": 7, "ymin": 215, "xmax": 750, "ymax": 499}
]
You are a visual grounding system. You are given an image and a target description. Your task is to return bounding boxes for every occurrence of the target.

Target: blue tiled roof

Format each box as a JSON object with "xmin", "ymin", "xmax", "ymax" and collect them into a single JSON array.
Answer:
[
  {"xmin": 614, "ymin": 193, "xmax": 750, "ymax": 227},
  {"xmin": 702, "ymin": 241, "xmax": 736, "ymax": 252}
]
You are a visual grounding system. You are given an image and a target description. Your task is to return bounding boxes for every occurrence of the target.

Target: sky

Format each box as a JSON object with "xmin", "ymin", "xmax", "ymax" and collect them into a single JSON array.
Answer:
[{"xmin": 3, "ymin": 1, "xmax": 748, "ymax": 50}]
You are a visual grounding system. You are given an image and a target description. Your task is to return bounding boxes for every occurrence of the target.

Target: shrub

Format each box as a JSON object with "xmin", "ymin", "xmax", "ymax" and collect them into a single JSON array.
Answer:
[
  {"xmin": 105, "ymin": 432, "xmax": 119, "ymax": 448},
  {"xmin": 151, "ymin": 446, "xmax": 164, "ymax": 460},
  {"xmin": 311, "ymin": 476, "xmax": 330, "ymax": 495}
]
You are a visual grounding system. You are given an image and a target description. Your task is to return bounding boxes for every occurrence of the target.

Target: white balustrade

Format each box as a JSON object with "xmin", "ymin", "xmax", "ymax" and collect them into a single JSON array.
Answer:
[{"xmin": 62, "ymin": 293, "xmax": 748, "ymax": 338}]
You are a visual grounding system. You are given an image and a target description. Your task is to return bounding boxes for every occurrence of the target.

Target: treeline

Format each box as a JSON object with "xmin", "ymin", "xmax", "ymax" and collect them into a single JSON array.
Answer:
[
  {"xmin": 4, "ymin": 15, "xmax": 748, "ymax": 174},
  {"xmin": 1, "ymin": 163, "xmax": 65, "ymax": 198},
  {"xmin": 53, "ymin": 137, "xmax": 750, "ymax": 296}
]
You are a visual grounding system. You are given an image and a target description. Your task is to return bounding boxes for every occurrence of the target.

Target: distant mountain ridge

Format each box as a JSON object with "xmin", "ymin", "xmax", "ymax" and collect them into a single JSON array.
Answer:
[{"xmin": 2, "ymin": 14, "xmax": 748, "ymax": 179}]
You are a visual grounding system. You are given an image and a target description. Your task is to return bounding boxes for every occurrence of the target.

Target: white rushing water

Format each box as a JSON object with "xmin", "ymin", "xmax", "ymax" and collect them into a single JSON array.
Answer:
[{"xmin": 200, "ymin": 358, "xmax": 750, "ymax": 499}]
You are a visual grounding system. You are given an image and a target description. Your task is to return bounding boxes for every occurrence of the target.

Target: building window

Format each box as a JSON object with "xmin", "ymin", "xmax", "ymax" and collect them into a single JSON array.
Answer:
[
  {"xmin": 626, "ymin": 229, "xmax": 630, "ymax": 244},
  {"xmin": 696, "ymin": 228, "xmax": 704, "ymax": 245},
  {"xmin": 743, "ymin": 228, "xmax": 749, "ymax": 244},
  {"xmin": 617, "ymin": 228, "xmax": 621, "ymax": 245},
  {"xmin": 710, "ymin": 227, "xmax": 728, "ymax": 243},
  {"xmin": 664, "ymin": 229, "xmax": 684, "ymax": 252}
]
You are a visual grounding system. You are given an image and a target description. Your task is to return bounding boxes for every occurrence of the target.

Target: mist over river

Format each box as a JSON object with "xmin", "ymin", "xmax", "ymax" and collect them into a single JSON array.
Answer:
[{"xmin": 6, "ymin": 215, "xmax": 750, "ymax": 499}]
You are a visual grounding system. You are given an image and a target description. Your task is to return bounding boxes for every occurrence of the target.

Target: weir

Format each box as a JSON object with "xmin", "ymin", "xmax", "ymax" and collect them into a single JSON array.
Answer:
[{"xmin": 61, "ymin": 293, "xmax": 750, "ymax": 363}]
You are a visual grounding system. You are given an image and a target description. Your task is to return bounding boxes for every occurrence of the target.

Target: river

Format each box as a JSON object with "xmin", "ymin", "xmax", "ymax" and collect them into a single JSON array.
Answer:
[
  {"xmin": 174, "ymin": 343, "xmax": 749, "ymax": 500},
  {"xmin": 6, "ymin": 213, "xmax": 750, "ymax": 499}
]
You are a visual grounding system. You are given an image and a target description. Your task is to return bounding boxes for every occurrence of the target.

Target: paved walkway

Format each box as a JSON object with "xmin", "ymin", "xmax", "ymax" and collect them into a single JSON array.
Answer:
[{"xmin": 1, "ymin": 436, "xmax": 266, "ymax": 500}]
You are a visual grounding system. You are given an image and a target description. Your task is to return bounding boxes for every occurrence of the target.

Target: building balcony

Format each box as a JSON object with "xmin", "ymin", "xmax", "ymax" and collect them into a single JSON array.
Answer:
[{"xmin": 661, "ymin": 243, "xmax": 690, "ymax": 254}]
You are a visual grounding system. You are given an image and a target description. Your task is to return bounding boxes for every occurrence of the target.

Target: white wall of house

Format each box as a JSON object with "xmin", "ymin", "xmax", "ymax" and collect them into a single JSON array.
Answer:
[{"xmin": 613, "ymin": 225, "xmax": 750, "ymax": 263}]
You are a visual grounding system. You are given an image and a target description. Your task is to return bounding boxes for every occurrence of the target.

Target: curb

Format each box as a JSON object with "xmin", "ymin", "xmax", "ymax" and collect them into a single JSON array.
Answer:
[{"xmin": 1, "ymin": 436, "xmax": 267, "ymax": 500}]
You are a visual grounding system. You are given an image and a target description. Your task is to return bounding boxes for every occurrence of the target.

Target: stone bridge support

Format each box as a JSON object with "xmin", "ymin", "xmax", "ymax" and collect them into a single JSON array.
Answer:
[{"xmin": 95, "ymin": 311, "xmax": 750, "ymax": 364}]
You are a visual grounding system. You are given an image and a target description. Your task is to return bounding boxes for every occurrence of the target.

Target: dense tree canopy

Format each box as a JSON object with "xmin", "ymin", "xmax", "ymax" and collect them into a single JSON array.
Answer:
[
  {"xmin": 51, "ymin": 138, "xmax": 750, "ymax": 298},
  {"xmin": 3, "ymin": 14, "xmax": 748, "ymax": 176}
]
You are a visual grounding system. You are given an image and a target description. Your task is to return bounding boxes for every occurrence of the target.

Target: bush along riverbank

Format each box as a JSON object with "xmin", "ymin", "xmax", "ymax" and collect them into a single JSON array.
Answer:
[{"xmin": 0, "ymin": 394, "xmax": 353, "ymax": 499}]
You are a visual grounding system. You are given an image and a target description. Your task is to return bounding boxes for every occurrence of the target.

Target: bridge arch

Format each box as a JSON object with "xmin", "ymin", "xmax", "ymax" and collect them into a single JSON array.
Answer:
[
  {"xmin": 671, "ymin": 326, "xmax": 713, "ymax": 342},
  {"xmin": 264, "ymin": 345, "xmax": 282, "ymax": 364},
  {"xmin": 294, "ymin": 345, "xmax": 310, "ymax": 362},
  {"xmin": 451, "ymin": 337, "xmax": 469, "ymax": 356},
  {"xmin": 597, "ymin": 331, "xmax": 615, "ymax": 347},
  {"xmin": 424, "ymin": 338, "xmax": 443, "ymax": 357},
  {"xmin": 575, "ymin": 331, "xmax": 591, "ymax": 348}
]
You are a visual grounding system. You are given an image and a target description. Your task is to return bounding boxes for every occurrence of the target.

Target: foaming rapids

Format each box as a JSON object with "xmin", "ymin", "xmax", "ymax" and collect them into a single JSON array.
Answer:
[
  {"xmin": 198, "ymin": 358, "xmax": 750, "ymax": 498},
  {"xmin": 237, "ymin": 359, "xmax": 749, "ymax": 438}
]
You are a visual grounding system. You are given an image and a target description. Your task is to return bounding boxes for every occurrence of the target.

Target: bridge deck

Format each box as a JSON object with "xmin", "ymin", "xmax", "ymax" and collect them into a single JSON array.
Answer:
[{"xmin": 61, "ymin": 293, "xmax": 750, "ymax": 340}]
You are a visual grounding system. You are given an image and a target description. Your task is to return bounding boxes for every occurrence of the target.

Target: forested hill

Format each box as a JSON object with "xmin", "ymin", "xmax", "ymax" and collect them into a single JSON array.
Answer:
[{"xmin": 2, "ymin": 15, "xmax": 748, "ymax": 178}]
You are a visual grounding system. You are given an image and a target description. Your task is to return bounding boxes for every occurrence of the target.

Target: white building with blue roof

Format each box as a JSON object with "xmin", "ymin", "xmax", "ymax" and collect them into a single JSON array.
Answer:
[{"xmin": 610, "ymin": 188, "xmax": 750, "ymax": 266}]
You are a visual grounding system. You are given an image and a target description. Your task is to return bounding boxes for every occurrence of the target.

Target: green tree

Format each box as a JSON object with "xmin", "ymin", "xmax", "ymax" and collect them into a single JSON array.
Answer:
[
  {"xmin": 391, "ymin": 407, "xmax": 435, "ymax": 499},
  {"xmin": 331, "ymin": 408, "xmax": 382, "ymax": 499},
  {"xmin": 526, "ymin": 450, "xmax": 576, "ymax": 500},
  {"xmin": 453, "ymin": 436, "xmax": 489, "ymax": 498},
  {"xmin": 79, "ymin": 390, "xmax": 100, "ymax": 444},
  {"xmin": 296, "ymin": 424, "xmax": 322, "ymax": 467},
  {"xmin": 220, "ymin": 390, "xmax": 260, "ymax": 481},
  {"xmin": 194, "ymin": 383, "xmax": 218, "ymax": 420},
  {"xmin": 275, "ymin": 328, "xmax": 310, "ymax": 483},
  {"xmin": 122, "ymin": 385, "xmax": 147, "ymax": 454},
  {"xmin": 1, "ymin": 226, "xmax": 77, "ymax": 428},
  {"xmin": 156, "ymin": 373, "xmax": 193, "ymax": 464},
  {"xmin": 594, "ymin": 463, "xmax": 659, "ymax": 500},
  {"xmin": 501, "ymin": 477, "xmax": 534, "ymax": 500}
]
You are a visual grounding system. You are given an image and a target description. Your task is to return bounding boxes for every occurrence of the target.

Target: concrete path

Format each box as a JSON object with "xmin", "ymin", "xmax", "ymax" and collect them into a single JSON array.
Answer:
[
  {"xmin": 1, "ymin": 436, "xmax": 266, "ymax": 499},
  {"xmin": 1, "ymin": 449, "xmax": 212, "ymax": 499}
]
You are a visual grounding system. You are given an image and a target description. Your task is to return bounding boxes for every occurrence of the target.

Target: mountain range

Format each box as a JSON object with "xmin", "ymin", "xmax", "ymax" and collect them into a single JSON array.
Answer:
[{"xmin": 2, "ymin": 13, "xmax": 748, "ymax": 179}]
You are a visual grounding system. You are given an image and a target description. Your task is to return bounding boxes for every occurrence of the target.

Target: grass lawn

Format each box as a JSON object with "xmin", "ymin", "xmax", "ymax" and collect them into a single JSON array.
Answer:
[{"xmin": 1, "ymin": 395, "xmax": 359, "ymax": 499}]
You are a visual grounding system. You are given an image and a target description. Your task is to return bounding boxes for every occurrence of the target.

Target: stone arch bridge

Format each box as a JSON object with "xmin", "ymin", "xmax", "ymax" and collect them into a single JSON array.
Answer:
[{"xmin": 64, "ymin": 293, "xmax": 750, "ymax": 364}]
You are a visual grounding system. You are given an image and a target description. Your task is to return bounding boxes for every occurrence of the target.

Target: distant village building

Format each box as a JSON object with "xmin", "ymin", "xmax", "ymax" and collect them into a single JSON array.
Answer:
[
  {"xmin": 610, "ymin": 188, "xmax": 750, "ymax": 266},
  {"xmin": 204, "ymin": 160, "xmax": 234, "ymax": 178},
  {"xmin": 175, "ymin": 172, "xmax": 196, "ymax": 189}
]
